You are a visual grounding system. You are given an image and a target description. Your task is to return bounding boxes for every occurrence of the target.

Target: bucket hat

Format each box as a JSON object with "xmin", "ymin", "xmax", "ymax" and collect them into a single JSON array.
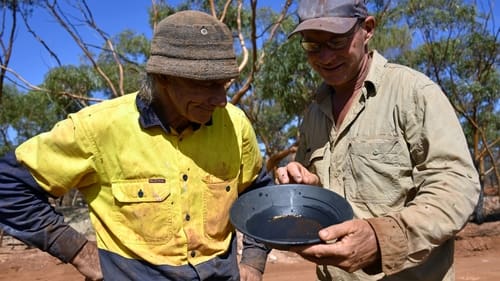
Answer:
[
  {"xmin": 289, "ymin": 0, "xmax": 368, "ymax": 37},
  {"xmin": 146, "ymin": 10, "xmax": 239, "ymax": 80}
]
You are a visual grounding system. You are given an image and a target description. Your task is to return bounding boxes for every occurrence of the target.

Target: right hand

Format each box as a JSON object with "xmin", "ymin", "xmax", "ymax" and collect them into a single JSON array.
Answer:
[
  {"xmin": 290, "ymin": 219, "xmax": 379, "ymax": 273},
  {"xmin": 275, "ymin": 161, "xmax": 320, "ymax": 185},
  {"xmin": 70, "ymin": 240, "xmax": 103, "ymax": 281}
]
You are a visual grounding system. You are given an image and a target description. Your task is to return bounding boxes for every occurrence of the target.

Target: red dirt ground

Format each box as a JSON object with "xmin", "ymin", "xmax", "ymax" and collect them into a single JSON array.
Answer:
[{"xmin": 1, "ymin": 221, "xmax": 500, "ymax": 281}]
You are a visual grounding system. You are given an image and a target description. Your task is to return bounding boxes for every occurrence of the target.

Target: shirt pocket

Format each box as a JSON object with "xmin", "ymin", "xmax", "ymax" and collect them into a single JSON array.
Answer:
[
  {"xmin": 202, "ymin": 176, "xmax": 238, "ymax": 240},
  {"xmin": 303, "ymin": 145, "xmax": 330, "ymax": 181},
  {"xmin": 111, "ymin": 179, "xmax": 174, "ymax": 244},
  {"xmin": 346, "ymin": 137, "xmax": 409, "ymax": 207}
]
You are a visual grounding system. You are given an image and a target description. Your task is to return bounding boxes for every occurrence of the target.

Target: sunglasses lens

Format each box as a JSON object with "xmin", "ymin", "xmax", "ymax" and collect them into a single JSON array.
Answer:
[{"xmin": 301, "ymin": 42, "xmax": 320, "ymax": 53}]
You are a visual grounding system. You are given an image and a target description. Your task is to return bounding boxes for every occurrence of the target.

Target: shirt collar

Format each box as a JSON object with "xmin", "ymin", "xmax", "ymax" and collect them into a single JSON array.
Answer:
[{"xmin": 364, "ymin": 50, "xmax": 387, "ymax": 97}]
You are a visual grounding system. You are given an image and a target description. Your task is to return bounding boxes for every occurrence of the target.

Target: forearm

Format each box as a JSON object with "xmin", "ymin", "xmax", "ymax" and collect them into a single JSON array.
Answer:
[
  {"xmin": 366, "ymin": 82, "xmax": 482, "ymax": 275},
  {"xmin": 366, "ymin": 170, "xmax": 479, "ymax": 276},
  {"xmin": 0, "ymin": 151, "xmax": 88, "ymax": 262},
  {"xmin": 239, "ymin": 167, "xmax": 273, "ymax": 272},
  {"xmin": 240, "ymin": 234, "xmax": 270, "ymax": 273}
]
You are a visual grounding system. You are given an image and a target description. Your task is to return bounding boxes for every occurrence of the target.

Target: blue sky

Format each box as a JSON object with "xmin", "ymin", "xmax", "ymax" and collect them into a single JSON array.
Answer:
[
  {"xmin": 6, "ymin": 1, "xmax": 152, "ymax": 87},
  {"xmin": 4, "ymin": 0, "xmax": 287, "ymax": 89},
  {"xmin": 4, "ymin": 1, "xmax": 498, "ymax": 89}
]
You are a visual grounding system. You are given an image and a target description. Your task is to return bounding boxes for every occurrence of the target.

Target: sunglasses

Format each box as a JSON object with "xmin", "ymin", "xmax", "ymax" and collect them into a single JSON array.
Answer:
[{"xmin": 300, "ymin": 22, "xmax": 362, "ymax": 53}]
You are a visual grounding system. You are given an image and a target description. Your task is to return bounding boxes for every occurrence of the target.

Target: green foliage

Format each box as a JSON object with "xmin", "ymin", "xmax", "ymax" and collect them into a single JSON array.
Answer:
[
  {"xmin": 1, "ymin": 0, "xmax": 498, "ymax": 183},
  {"xmin": 147, "ymin": 0, "xmax": 189, "ymax": 27},
  {"xmin": 94, "ymin": 30, "xmax": 150, "ymax": 98},
  {"xmin": 257, "ymin": 36, "xmax": 318, "ymax": 116},
  {"xmin": 44, "ymin": 65, "xmax": 98, "ymax": 98},
  {"xmin": 396, "ymin": 0, "xmax": 499, "ymax": 188},
  {"xmin": 368, "ymin": 0, "xmax": 413, "ymax": 60},
  {"xmin": 400, "ymin": 0, "xmax": 499, "ymax": 132},
  {"xmin": 0, "ymin": 85, "xmax": 22, "ymax": 155},
  {"xmin": 0, "ymin": 84, "xmax": 66, "ymax": 155}
]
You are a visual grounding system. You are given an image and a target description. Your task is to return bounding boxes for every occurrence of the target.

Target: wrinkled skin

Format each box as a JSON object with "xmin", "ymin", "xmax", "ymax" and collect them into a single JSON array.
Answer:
[
  {"xmin": 70, "ymin": 241, "xmax": 103, "ymax": 281},
  {"xmin": 275, "ymin": 161, "xmax": 320, "ymax": 185},
  {"xmin": 276, "ymin": 161, "xmax": 379, "ymax": 272},
  {"xmin": 240, "ymin": 263, "xmax": 264, "ymax": 281},
  {"xmin": 291, "ymin": 220, "xmax": 379, "ymax": 273},
  {"xmin": 152, "ymin": 74, "xmax": 230, "ymax": 132}
]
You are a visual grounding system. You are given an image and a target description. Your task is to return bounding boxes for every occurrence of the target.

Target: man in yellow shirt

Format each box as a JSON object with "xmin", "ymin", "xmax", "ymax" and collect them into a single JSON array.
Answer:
[{"xmin": 0, "ymin": 10, "xmax": 271, "ymax": 281}]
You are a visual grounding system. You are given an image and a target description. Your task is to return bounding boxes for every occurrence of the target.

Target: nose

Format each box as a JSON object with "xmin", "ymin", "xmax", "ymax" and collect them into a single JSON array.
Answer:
[{"xmin": 315, "ymin": 46, "xmax": 338, "ymax": 63}]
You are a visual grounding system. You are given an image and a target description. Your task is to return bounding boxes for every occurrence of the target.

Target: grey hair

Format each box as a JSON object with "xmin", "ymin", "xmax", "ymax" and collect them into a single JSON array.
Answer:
[{"xmin": 137, "ymin": 72, "xmax": 154, "ymax": 105}]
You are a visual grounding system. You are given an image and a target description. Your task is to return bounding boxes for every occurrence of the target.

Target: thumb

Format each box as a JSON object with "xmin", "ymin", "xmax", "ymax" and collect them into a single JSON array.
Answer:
[{"xmin": 318, "ymin": 221, "xmax": 351, "ymax": 242}]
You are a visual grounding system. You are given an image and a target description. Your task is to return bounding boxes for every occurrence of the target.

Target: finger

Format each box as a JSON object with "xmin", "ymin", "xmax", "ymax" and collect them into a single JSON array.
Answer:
[
  {"xmin": 275, "ymin": 167, "xmax": 290, "ymax": 184},
  {"xmin": 285, "ymin": 163, "xmax": 304, "ymax": 183},
  {"xmin": 301, "ymin": 171, "xmax": 320, "ymax": 185},
  {"xmin": 293, "ymin": 243, "xmax": 345, "ymax": 265},
  {"xmin": 318, "ymin": 221, "xmax": 352, "ymax": 241}
]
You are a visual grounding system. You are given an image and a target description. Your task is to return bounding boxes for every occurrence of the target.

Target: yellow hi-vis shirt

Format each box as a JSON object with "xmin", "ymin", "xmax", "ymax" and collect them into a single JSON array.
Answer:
[{"xmin": 15, "ymin": 92, "xmax": 263, "ymax": 267}]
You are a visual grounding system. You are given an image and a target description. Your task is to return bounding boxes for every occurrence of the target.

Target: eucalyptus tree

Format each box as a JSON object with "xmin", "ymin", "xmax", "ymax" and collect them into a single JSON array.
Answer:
[
  {"xmin": 2, "ymin": 0, "xmax": 498, "ymax": 187},
  {"xmin": 398, "ymin": 0, "xmax": 499, "ymax": 199}
]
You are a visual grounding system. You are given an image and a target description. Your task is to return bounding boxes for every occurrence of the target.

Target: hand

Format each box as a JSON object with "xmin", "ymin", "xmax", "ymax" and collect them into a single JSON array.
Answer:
[
  {"xmin": 70, "ymin": 240, "xmax": 103, "ymax": 281},
  {"xmin": 275, "ymin": 161, "xmax": 320, "ymax": 185},
  {"xmin": 239, "ymin": 263, "xmax": 263, "ymax": 281},
  {"xmin": 291, "ymin": 219, "xmax": 379, "ymax": 273}
]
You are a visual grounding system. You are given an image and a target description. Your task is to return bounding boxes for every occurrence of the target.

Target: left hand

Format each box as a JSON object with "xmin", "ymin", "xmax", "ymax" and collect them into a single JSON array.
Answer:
[
  {"xmin": 290, "ymin": 219, "xmax": 379, "ymax": 273},
  {"xmin": 275, "ymin": 161, "xmax": 320, "ymax": 185},
  {"xmin": 70, "ymin": 240, "xmax": 103, "ymax": 280},
  {"xmin": 239, "ymin": 263, "xmax": 263, "ymax": 281}
]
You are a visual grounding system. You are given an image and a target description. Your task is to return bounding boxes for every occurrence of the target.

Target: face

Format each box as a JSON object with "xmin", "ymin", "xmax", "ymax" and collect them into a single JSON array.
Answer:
[
  {"xmin": 153, "ymin": 75, "xmax": 229, "ymax": 126},
  {"xmin": 301, "ymin": 18, "xmax": 373, "ymax": 88}
]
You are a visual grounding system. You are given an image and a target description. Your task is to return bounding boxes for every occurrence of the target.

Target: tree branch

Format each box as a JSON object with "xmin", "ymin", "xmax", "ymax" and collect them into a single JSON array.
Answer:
[
  {"xmin": 43, "ymin": 0, "xmax": 120, "ymax": 97},
  {"xmin": 0, "ymin": 64, "xmax": 104, "ymax": 103}
]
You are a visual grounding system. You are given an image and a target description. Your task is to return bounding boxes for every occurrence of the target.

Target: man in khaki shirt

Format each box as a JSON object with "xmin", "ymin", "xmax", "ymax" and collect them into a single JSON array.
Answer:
[{"xmin": 276, "ymin": 0, "xmax": 480, "ymax": 280}]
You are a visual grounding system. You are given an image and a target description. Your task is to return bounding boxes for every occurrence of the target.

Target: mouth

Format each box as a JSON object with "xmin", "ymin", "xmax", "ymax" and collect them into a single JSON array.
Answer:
[
  {"xmin": 197, "ymin": 106, "xmax": 216, "ymax": 113},
  {"xmin": 320, "ymin": 62, "xmax": 343, "ymax": 72}
]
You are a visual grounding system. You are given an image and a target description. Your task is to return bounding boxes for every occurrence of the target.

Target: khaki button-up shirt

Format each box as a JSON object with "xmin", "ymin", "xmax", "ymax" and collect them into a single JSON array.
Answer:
[{"xmin": 296, "ymin": 51, "xmax": 480, "ymax": 281}]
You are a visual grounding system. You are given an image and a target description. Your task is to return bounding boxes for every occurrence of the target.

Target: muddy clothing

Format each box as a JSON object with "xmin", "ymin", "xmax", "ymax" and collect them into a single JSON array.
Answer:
[
  {"xmin": 0, "ymin": 92, "xmax": 271, "ymax": 280},
  {"xmin": 296, "ymin": 51, "xmax": 480, "ymax": 281}
]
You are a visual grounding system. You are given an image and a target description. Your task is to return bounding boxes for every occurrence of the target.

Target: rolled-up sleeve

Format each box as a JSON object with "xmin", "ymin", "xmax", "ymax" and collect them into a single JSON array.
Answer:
[{"xmin": 375, "ymin": 81, "xmax": 480, "ymax": 274}]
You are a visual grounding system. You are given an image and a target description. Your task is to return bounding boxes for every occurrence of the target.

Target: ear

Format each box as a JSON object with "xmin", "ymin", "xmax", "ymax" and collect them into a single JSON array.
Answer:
[{"xmin": 362, "ymin": 16, "xmax": 376, "ymax": 44}]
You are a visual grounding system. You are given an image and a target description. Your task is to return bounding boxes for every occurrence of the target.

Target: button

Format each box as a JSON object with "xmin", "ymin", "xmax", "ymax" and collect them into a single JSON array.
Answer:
[
  {"xmin": 185, "ymin": 214, "xmax": 190, "ymax": 221},
  {"xmin": 190, "ymin": 250, "xmax": 196, "ymax": 257},
  {"xmin": 183, "ymin": 174, "xmax": 188, "ymax": 181},
  {"xmin": 137, "ymin": 189, "xmax": 144, "ymax": 198},
  {"xmin": 225, "ymin": 185, "xmax": 231, "ymax": 192}
]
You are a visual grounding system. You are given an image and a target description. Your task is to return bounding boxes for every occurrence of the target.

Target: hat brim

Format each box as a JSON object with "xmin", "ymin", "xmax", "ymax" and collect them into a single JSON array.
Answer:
[
  {"xmin": 288, "ymin": 17, "xmax": 358, "ymax": 38},
  {"xmin": 146, "ymin": 55, "xmax": 239, "ymax": 81}
]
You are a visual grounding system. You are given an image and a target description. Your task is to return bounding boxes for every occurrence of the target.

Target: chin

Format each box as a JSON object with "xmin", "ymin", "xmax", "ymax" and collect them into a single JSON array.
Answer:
[{"xmin": 193, "ymin": 116, "xmax": 212, "ymax": 125}]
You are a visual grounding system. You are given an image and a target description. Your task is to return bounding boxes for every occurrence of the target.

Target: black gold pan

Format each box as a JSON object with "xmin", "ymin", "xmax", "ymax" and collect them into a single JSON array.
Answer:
[{"xmin": 230, "ymin": 184, "xmax": 353, "ymax": 250}]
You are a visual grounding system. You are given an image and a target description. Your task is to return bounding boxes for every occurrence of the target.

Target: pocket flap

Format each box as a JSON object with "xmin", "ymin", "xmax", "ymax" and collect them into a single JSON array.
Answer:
[
  {"xmin": 304, "ymin": 146, "xmax": 328, "ymax": 166},
  {"xmin": 111, "ymin": 179, "xmax": 170, "ymax": 203},
  {"xmin": 350, "ymin": 138, "xmax": 400, "ymax": 156}
]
